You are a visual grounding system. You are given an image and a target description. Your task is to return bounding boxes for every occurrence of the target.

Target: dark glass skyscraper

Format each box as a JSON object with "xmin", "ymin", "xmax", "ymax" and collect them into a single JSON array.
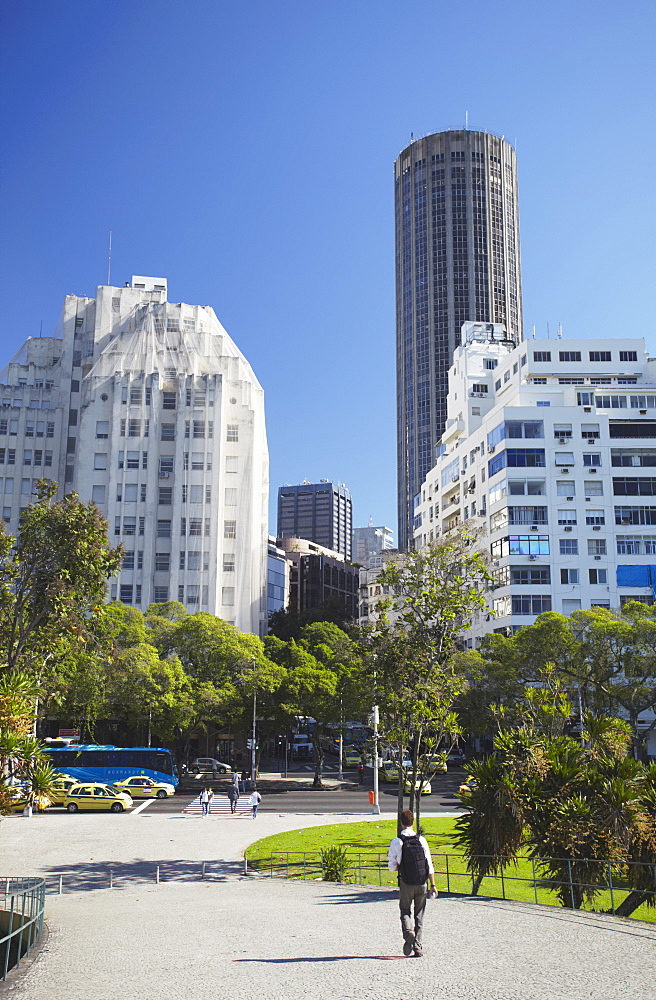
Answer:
[
  {"xmin": 277, "ymin": 481, "xmax": 352, "ymax": 560},
  {"xmin": 395, "ymin": 129, "xmax": 523, "ymax": 549}
]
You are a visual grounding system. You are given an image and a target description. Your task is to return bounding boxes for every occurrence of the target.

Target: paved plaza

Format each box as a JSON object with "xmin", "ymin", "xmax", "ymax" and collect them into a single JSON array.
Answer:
[{"xmin": 2, "ymin": 806, "xmax": 655, "ymax": 999}]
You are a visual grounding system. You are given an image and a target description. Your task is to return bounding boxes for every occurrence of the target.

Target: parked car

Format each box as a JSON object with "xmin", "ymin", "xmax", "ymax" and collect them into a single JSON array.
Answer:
[
  {"xmin": 188, "ymin": 758, "xmax": 231, "ymax": 774},
  {"xmin": 48, "ymin": 775, "xmax": 79, "ymax": 806},
  {"xmin": 64, "ymin": 783, "xmax": 133, "ymax": 813},
  {"xmin": 112, "ymin": 776, "xmax": 175, "ymax": 799}
]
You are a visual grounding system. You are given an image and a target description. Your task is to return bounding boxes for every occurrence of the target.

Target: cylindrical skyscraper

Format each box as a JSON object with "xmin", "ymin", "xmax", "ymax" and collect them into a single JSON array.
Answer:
[{"xmin": 395, "ymin": 129, "xmax": 522, "ymax": 550}]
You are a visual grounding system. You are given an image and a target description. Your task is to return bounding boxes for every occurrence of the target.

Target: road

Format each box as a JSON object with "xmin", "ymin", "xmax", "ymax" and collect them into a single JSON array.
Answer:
[{"xmin": 147, "ymin": 763, "xmax": 466, "ymax": 815}]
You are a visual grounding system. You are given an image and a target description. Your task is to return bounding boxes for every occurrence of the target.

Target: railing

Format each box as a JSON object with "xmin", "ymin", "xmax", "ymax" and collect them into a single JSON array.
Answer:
[
  {"xmin": 245, "ymin": 850, "xmax": 656, "ymax": 920},
  {"xmin": 0, "ymin": 878, "xmax": 46, "ymax": 981}
]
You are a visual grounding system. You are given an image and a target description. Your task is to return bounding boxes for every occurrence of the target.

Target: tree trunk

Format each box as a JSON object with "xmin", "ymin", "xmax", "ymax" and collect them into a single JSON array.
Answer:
[
  {"xmin": 313, "ymin": 742, "xmax": 324, "ymax": 789},
  {"xmin": 614, "ymin": 888, "xmax": 653, "ymax": 918}
]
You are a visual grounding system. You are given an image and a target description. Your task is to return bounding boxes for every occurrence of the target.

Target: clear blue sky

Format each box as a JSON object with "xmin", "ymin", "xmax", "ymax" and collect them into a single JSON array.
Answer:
[{"xmin": 2, "ymin": 1, "xmax": 655, "ymax": 537}]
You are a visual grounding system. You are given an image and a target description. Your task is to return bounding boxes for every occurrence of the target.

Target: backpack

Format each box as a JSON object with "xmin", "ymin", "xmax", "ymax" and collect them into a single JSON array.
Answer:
[{"xmin": 399, "ymin": 834, "xmax": 429, "ymax": 886}]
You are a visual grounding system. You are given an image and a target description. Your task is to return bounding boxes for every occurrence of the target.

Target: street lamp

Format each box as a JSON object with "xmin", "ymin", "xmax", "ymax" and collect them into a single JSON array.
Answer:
[
  {"xmin": 251, "ymin": 657, "xmax": 257, "ymax": 782},
  {"xmin": 371, "ymin": 664, "xmax": 380, "ymax": 815}
]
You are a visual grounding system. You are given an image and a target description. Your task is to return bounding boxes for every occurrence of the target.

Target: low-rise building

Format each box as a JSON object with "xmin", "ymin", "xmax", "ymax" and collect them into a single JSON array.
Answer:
[{"xmin": 276, "ymin": 536, "xmax": 359, "ymax": 621}]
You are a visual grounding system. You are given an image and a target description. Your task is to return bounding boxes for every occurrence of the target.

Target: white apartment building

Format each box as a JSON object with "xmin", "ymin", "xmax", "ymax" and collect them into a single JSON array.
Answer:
[
  {"xmin": 413, "ymin": 322, "xmax": 656, "ymax": 645},
  {"xmin": 0, "ymin": 277, "xmax": 269, "ymax": 635}
]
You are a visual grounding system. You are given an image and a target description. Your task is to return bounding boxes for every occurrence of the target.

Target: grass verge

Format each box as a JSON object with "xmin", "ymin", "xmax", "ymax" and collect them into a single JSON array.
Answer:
[{"xmin": 245, "ymin": 818, "xmax": 656, "ymax": 924}]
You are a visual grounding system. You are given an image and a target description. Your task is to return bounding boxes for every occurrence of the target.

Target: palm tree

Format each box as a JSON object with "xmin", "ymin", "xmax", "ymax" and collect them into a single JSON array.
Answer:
[{"xmin": 0, "ymin": 670, "xmax": 57, "ymax": 815}]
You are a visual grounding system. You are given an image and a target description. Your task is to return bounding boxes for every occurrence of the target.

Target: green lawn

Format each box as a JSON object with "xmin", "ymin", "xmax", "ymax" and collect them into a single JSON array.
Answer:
[{"xmin": 245, "ymin": 818, "xmax": 656, "ymax": 924}]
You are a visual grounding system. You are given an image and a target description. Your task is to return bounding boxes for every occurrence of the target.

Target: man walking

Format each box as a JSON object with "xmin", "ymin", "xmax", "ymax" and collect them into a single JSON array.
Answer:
[
  {"xmin": 227, "ymin": 783, "xmax": 239, "ymax": 814},
  {"xmin": 388, "ymin": 809, "xmax": 437, "ymax": 957},
  {"xmin": 199, "ymin": 787, "xmax": 211, "ymax": 817}
]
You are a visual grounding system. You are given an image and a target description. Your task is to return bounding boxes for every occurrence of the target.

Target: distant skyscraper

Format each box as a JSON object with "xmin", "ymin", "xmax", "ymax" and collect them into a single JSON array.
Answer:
[
  {"xmin": 395, "ymin": 129, "xmax": 523, "ymax": 549},
  {"xmin": 277, "ymin": 481, "xmax": 352, "ymax": 560},
  {"xmin": 352, "ymin": 524, "xmax": 394, "ymax": 569}
]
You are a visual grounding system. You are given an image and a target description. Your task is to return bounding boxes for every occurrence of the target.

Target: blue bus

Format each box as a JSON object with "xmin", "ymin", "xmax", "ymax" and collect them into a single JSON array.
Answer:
[{"xmin": 42, "ymin": 744, "xmax": 179, "ymax": 788}]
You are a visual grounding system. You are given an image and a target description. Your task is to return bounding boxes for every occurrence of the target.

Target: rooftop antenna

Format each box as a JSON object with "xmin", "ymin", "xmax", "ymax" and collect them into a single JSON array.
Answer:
[
  {"xmin": 531, "ymin": 324, "xmax": 536, "ymax": 339},
  {"xmin": 368, "ymin": 514, "xmax": 373, "ymax": 527},
  {"xmin": 465, "ymin": 110, "xmax": 469, "ymax": 129},
  {"xmin": 546, "ymin": 323, "xmax": 550, "ymax": 339},
  {"xmin": 39, "ymin": 320, "xmax": 43, "ymax": 338},
  {"xmin": 107, "ymin": 228, "xmax": 112, "ymax": 285},
  {"xmin": 557, "ymin": 323, "xmax": 563, "ymax": 339}
]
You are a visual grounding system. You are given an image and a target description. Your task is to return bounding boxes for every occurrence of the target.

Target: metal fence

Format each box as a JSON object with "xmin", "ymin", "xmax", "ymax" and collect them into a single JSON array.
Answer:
[
  {"xmin": 245, "ymin": 850, "xmax": 656, "ymax": 918},
  {"xmin": 0, "ymin": 878, "xmax": 46, "ymax": 981}
]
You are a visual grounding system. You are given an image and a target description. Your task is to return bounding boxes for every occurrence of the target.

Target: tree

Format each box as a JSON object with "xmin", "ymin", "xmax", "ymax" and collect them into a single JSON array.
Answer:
[
  {"xmin": 0, "ymin": 480, "xmax": 122, "ymax": 675},
  {"xmin": 0, "ymin": 671, "xmax": 57, "ymax": 814},
  {"xmin": 369, "ymin": 529, "xmax": 490, "ymax": 830}
]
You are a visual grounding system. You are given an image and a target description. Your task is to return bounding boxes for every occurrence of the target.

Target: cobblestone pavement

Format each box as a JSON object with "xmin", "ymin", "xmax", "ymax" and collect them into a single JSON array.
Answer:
[{"xmin": 2, "ymin": 810, "xmax": 656, "ymax": 999}]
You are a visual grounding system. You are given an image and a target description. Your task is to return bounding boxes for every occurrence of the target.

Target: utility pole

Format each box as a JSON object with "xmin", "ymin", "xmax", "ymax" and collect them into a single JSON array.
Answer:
[
  {"xmin": 372, "ymin": 663, "xmax": 380, "ymax": 815},
  {"xmin": 251, "ymin": 658, "xmax": 257, "ymax": 780}
]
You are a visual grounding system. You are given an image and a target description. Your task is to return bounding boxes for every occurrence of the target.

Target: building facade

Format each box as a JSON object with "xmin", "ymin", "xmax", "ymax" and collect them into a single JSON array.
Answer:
[
  {"xmin": 414, "ymin": 323, "xmax": 656, "ymax": 643},
  {"xmin": 0, "ymin": 277, "xmax": 269, "ymax": 635},
  {"xmin": 395, "ymin": 129, "xmax": 523, "ymax": 550},
  {"xmin": 276, "ymin": 537, "xmax": 359, "ymax": 621},
  {"xmin": 267, "ymin": 535, "xmax": 289, "ymax": 619},
  {"xmin": 352, "ymin": 524, "xmax": 395, "ymax": 569},
  {"xmin": 277, "ymin": 481, "xmax": 352, "ymax": 560}
]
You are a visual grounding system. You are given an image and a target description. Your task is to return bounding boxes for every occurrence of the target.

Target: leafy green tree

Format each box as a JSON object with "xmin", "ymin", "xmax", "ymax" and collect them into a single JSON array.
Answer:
[
  {"xmin": 368, "ymin": 529, "xmax": 490, "ymax": 830},
  {"xmin": 0, "ymin": 480, "xmax": 122, "ymax": 675},
  {"xmin": 0, "ymin": 671, "xmax": 57, "ymax": 814}
]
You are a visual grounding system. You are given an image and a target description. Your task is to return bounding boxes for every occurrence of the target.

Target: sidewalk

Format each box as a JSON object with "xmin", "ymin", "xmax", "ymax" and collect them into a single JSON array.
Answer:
[{"xmin": 2, "ymin": 812, "xmax": 656, "ymax": 1000}]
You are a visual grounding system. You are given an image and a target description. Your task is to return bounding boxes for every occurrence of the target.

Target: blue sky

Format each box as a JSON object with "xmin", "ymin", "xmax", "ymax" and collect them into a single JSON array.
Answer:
[{"xmin": 1, "ymin": 0, "xmax": 655, "ymax": 538}]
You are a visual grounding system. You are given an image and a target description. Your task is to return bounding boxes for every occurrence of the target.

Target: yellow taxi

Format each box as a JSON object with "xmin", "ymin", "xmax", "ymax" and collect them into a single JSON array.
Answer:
[
  {"xmin": 49, "ymin": 775, "xmax": 79, "ymax": 806},
  {"xmin": 420, "ymin": 753, "xmax": 448, "ymax": 773},
  {"xmin": 64, "ymin": 783, "xmax": 133, "ymax": 813},
  {"xmin": 458, "ymin": 775, "xmax": 477, "ymax": 796},
  {"xmin": 403, "ymin": 776, "xmax": 432, "ymax": 795},
  {"xmin": 378, "ymin": 760, "xmax": 401, "ymax": 783},
  {"xmin": 112, "ymin": 775, "xmax": 175, "ymax": 799},
  {"xmin": 343, "ymin": 747, "xmax": 362, "ymax": 768}
]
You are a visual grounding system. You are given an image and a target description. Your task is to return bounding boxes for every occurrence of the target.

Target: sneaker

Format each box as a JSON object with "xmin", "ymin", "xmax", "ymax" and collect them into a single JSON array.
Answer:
[
  {"xmin": 403, "ymin": 935, "xmax": 415, "ymax": 957},
  {"xmin": 413, "ymin": 945, "xmax": 423, "ymax": 958}
]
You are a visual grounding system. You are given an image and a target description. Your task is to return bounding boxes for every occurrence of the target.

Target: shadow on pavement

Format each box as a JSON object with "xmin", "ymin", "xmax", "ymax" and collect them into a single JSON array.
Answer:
[
  {"xmin": 42, "ymin": 858, "xmax": 245, "ymax": 892},
  {"xmin": 234, "ymin": 955, "xmax": 401, "ymax": 963}
]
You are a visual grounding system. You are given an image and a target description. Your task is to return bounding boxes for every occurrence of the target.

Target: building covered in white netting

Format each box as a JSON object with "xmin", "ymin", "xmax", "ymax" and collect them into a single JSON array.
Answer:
[{"xmin": 0, "ymin": 276, "xmax": 269, "ymax": 635}]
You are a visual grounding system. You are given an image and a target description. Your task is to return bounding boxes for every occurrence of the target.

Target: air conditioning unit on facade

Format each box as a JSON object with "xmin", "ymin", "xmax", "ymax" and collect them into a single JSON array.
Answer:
[
  {"xmin": 588, "ymin": 438, "xmax": 596, "ymax": 443},
  {"xmin": 558, "ymin": 438, "xmax": 567, "ymax": 444},
  {"xmin": 528, "ymin": 555, "xmax": 537, "ymax": 561},
  {"xmin": 564, "ymin": 526, "xmax": 573, "ymax": 532},
  {"xmin": 489, "ymin": 445, "xmax": 495, "ymax": 453},
  {"xmin": 594, "ymin": 555, "xmax": 602, "ymax": 561},
  {"xmin": 584, "ymin": 407, "xmax": 592, "ymax": 412},
  {"xmin": 531, "ymin": 525, "xmax": 538, "ymax": 530},
  {"xmin": 160, "ymin": 472, "xmax": 170, "ymax": 478},
  {"xmin": 566, "ymin": 496, "xmax": 574, "ymax": 501},
  {"xmin": 593, "ymin": 525, "xmax": 601, "ymax": 531},
  {"xmin": 589, "ymin": 468, "xmax": 598, "ymax": 473},
  {"xmin": 561, "ymin": 468, "xmax": 570, "ymax": 474}
]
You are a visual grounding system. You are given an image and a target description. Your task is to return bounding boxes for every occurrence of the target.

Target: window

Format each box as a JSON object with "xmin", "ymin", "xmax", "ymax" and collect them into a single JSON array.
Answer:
[
  {"xmin": 3, "ymin": 478, "xmax": 12, "ymax": 494},
  {"xmin": 484, "ymin": 359, "xmax": 498, "ymax": 370},
  {"xmin": 161, "ymin": 424, "xmax": 175, "ymax": 441},
  {"xmin": 154, "ymin": 587, "xmax": 169, "ymax": 602},
  {"xmin": 186, "ymin": 551, "xmax": 201, "ymax": 571},
  {"xmin": 157, "ymin": 519, "xmax": 171, "ymax": 537},
  {"xmin": 92, "ymin": 485, "xmax": 106, "ymax": 503},
  {"xmin": 191, "ymin": 452, "xmax": 204, "ymax": 470},
  {"xmin": 224, "ymin": 488, "xmax": 237, "ymax": 505},
  {"xmin": 586, "ymin": 509, "xmax": 605, "ymax": 525},
  {"xmin": 222, "ymin": 587, "xmax": 234, "ymax": 606},
  {"xmin": 553, "ymin": 425, "xmax": 572, "ymax": 440},
  {"xmin": 508, "ymin": 506, "xmax": 548, "ymax": 525},
  {"xmin": 611, "ymin": 449, "xmax": 656, "ymax": 467},
  {"xmin": 471, "ymin": 384, "xmax": 488, "ymax": 394},
  {"xmin": 559, "ymin": 351, "xmax": 581, "ymax": 362},
  {"xmin": 562, "ymin": 599, "xmax": 581, "ymax": 614},
  {"xmin": 615, "ymin": 506, "xmax": 656, "ymax": 525},
  {"xmin": 508, "ymin": 480, "xmax": 545, "ymax": 496},
  {"xmin": 127, "ymin": 419, "xmax": 140, "ymax": 437},
  {"xmin": 192, "ymin": 420, "xmax": 205, "ymax": 438},
  {"xmin": 124, "ymin": 484, "xmax": 138, "ymax": 502},
  {"xmin": 189, "ymin": 485, "xmax": 203, "ymax": 503},
  {"xmin": 556, "ymin": 481, "xmax": 575, "ymax": 496},
  {"xmin": 533, "ymin": 351, "xmax": 551, "ymax": 362},
  {"xmin": 589, "ymin": 351, "xmax": 611, "ymax": 362},
  {"xmin": 23, "ymin": 450, "xmax": 32, "ymax": 465},
  {"xmin": 584, "ymin": 480, "xmax": 604, "ymax": 496},
  {"xmin": 559, "ymin": 378, "xmax": 585, "ymax": 385},
  {"xmin": 225, "ymin": 456, "xmax": 238, "ymax": 473},
  {"xmin": 120, "ymin": 585, "xmax": 133, "ymax": 604},
  {"xmin": 589, "ymin": 568, "xmax": 608, "ymax": 584},
  {"xmin": 158, "ymin": 487, "xmax": 173, "ymax": 504},
  {"xmin": 510, "ymin": 566, "xmax": 550, "ymax": 585},
  {"xmin": 555, "ymin": 453, "xmax": 574, "ymax": 465},
  {"xmin": 588, "ymin": 539, "xmax": 607, "ymax": 555},
  {"xmin": 559, "ymin": 539, "xmax": 578, "ymax": 555},
  {"xmin": 155, "ymin": 552, "xmax": 170, "ymax": 571},
  {"xmin": 512, "ymin": 595, "xmax": 552, "ymax": 614},
  {"xmin": 162, "ymin": 392, "xmax": 176, "ymax": 409},
  {"xmin": 224, "ymin": 520, "xmax": 237, "ymax": 539},
  {"xmin": 557, "ymin": 509, "xmax": 577, "ymax": 525},
  {"xmin": 160, "ymin": 456, "xmax": 174, "ymax": 474},
  {"xmin": 94, "ymin": 453, "xmax": 107, "ymax": 470},
  {"xmin": 532, "ymin": 378, "xmax": 547, "ymax": 385},
  {"xmin": 490, "ymin": 535, "xmax": 549, "ymax": 557},
  {"xmin": 122, "ymin": 517, "xmax": 136, "ymax": 536},
  {"xmin": 620, "ymin": 351, "xmax": 638, "ymax": 362},
  {"xmin": 227, "ymin": 424, "xmax": 239, "ymax": 442},
  {"xmin": 223, "ymin": 554, "xmax": 235, "ymax": 572},
  {"xmin": 495, "ymin": 379, "xmax": 501, "ymax": 390},
  {"xmin": 613, "ymin": 477, "xmax": 656, "ymax": 496},
  {"xmin": 188, "ymin": 517, "xmax": 202, "ymax": 535},
  {"xmin": 488, "ymin": 449, "xmax": 545, "ymax": 477},
  {"xmin": 560, "ymin": 568, "xmax": 579, "ymax": 584},
  {"xmin": 536, "ymin": 401, "xmax": 551, "ymax": 407},
  {"xmin": 596, "ymin": 395, "xmax": 626, "ymax": 409},
  {"xmin": 122, "ymin": 550, "xmax": 134, "ymax": 569},
  {"xmin": 583, "ymin": 453, "xmax": 601, "ymax": 467}
]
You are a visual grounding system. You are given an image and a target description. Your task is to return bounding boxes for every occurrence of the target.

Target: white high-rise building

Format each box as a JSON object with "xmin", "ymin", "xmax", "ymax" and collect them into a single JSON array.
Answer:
[
  {"xmin": 0, "ymin": 277, "xmax": 269, "ymax": 635},
  {"xmin": 414, "ymin": 322, "xmax": 656, "ymax": 645}
]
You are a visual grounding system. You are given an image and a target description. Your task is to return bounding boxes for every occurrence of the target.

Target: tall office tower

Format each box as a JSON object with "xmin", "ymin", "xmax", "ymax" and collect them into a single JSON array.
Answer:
[
  {"xmin": 352, "ymin": 524, "xmax": 394, "ymax": 569},
  {"xmin": 0, "ymin": 276, "xmax": 269, "ymax": 635},
  {"xmin": 277, "ymin": 481, "xmax": 352, "ymax": 560},
  {"xmin": 395, "ymin": 129, "xmax": 523, "ymax": 550}
]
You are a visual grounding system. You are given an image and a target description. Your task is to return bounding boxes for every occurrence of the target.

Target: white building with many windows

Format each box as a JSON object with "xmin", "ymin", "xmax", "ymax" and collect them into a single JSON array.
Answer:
[
  {"xmin": 413, "ymin": 322, "xmax": 656, "ymax": 642},
  {"xmin": 0, "ymin": 277, "xmax": 269, "ymax": 635}
]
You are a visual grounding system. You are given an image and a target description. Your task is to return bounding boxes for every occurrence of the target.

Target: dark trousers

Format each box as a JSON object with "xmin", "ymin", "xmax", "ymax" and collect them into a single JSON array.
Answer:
[{"xmin": 399, "ymin": 879, "xmax": 427, "ymax": 947}]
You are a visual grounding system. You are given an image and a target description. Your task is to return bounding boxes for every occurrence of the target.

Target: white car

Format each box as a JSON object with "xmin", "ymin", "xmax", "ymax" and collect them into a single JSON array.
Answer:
[{"xmin": 188, "ymin": 757, "xmax": 231, "ymax": 774}]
